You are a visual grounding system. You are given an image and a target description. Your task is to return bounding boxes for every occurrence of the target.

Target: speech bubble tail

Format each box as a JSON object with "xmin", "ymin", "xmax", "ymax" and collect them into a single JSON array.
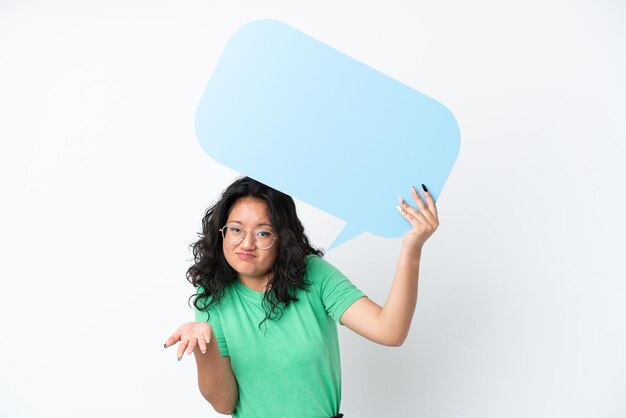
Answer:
[{"xmin": 327, "ymin": 223, "xmax": 362, "ymax": 251}]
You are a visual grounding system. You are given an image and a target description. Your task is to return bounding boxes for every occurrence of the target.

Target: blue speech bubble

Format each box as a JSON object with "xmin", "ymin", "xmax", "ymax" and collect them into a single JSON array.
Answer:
[{"xmin": 196, "ymin": 20, "xmax": 460, "ymax": 249}]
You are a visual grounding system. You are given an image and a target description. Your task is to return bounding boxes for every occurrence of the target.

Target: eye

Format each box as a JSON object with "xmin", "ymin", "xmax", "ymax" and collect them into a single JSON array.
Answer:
[
  {"xmin": 228, "ymin": 226, "xmax": 243, "ymax": 233},
  {"xmin": 257, "ymin": 230, "xmax": 273, "ymax": 238}
]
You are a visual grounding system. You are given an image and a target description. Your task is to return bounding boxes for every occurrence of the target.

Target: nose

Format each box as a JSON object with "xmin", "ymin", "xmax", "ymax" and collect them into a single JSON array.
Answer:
[{"xmin": 239, "ymin": 231, "xmax": 256, "ymax": 249}]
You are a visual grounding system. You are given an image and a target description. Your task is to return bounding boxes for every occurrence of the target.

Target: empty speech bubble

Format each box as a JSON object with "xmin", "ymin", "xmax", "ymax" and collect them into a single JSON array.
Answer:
[{"xmin": 196, "ymin": 19, "xmax": 460, "ymax": 249}]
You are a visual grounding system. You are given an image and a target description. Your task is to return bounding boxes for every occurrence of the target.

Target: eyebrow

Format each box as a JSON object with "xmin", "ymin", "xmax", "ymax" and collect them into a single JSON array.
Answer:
[{"xmin": 227, "ymin": 220, "xmax": 274, "ymax": 228}]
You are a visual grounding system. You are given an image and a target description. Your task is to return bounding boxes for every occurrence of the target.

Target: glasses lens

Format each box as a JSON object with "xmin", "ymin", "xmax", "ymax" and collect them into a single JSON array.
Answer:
[
  {"xmin": 255, "ymin": 230, "xmax": 275, "ymax": 249},
  {"xmin": 222, "ymin": 225, "xmax": 245, "ymax": 245}
]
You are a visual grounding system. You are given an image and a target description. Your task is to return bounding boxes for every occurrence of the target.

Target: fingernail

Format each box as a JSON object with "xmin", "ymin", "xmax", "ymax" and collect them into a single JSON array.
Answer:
[
  {"xmin": 201, "ymin": 350, "xmax": 206, "ymax": 354},
  {"xmin": 396, "ymin": 205, "xmax": 404, "ymax": 214},
  {"xmin": 177, "ymin": 357, "xmax": 182, "ymax": 361},
  {"xmin": 422, "ymin": 184, "xmax": 428, "ymax": 192},
  {"xmin": 397, "ymin": 195, "xmax": 405, "ymax": 204},
  {"xmin": 163, "ymin": 343, "xmax": 168, "ymax": 348}
]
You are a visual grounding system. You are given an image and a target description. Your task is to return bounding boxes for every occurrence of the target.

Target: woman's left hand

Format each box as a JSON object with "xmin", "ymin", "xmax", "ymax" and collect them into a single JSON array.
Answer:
[
  {"xmin": 397, "ymin": 184, "xmax": 439, "ymax": 250},
  {"xmin": 340, "ymin": 183, "xmax": 439, "ymax": 346}
]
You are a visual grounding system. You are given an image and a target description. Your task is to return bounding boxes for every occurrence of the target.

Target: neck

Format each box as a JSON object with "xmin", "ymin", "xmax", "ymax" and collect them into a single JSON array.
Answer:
[{"xmin": 238, "ymin": 274, "xmax": 271, "ymax": 292}]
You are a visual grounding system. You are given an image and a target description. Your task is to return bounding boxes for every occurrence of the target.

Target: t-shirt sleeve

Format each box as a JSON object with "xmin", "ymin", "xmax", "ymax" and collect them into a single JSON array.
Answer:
[
  {"xmin": 194, "ymin": 289, "xmax": 230, "ymax": 357},
  {"xmin": 307, "ymin": 255, "xmax": 366, "ymax": 325}
]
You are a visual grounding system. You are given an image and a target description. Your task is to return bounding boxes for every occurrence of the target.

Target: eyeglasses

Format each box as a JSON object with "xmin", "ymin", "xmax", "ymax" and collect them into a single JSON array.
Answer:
[{"xmin": 219, "ymin": 224, "xmax": 278, "ymax": 250}]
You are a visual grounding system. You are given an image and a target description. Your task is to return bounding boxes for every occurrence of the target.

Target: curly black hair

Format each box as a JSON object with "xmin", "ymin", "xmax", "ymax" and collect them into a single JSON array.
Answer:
[{"xmin": 187, "ymin": 176, "xmax": 324, "ymax": 327}]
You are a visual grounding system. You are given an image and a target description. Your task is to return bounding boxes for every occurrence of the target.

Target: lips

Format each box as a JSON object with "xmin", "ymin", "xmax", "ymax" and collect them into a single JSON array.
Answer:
[{"xmin": 236, "ymin": 252, "xmax": 256, "ymax": 260}]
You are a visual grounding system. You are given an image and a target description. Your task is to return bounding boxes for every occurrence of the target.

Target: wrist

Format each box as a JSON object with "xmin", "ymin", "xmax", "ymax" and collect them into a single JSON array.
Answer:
[{"xmin": 402, "ymin": 238, "xmax": 423, "ymax": 255}]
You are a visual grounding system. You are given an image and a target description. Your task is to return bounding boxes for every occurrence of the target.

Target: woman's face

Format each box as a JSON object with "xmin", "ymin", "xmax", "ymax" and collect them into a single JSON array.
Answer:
[{"xmin": 222, "ymin": 196, "xmax": 279, "ymax": 290}]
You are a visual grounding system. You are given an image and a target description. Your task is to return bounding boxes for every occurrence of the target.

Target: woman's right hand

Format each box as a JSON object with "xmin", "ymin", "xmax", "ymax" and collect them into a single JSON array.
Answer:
[{"xmin": 164, "ymin": 322, "xmax": 213, "ymax": 360}]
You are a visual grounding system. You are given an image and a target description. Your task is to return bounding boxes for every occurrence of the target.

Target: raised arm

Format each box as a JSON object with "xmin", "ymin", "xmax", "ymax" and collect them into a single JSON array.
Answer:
[
  {"xmin": 165, "ymin": 322, "xmax": 239, "ymax": 414},
  {"xmin": 340, "ymin": 184, "xmax": 438, "ymax": 346}
]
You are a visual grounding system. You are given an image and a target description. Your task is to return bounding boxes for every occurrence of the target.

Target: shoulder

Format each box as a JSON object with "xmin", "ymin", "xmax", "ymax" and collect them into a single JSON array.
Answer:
[
  {"xmin": 303, "ymin": 255, "xmax": 366, "ymax": 323},
  {"xmin": 194, "ymin": 284, "xmax": 239, "ymax": 325},
  {"xmin": 194, "ymin": 284, "xmax": 236, "ymax": 313},
  {"xmin": 304, "ymin": 253, "xmax": 339, "ymax": 270},
  {"xmin": 304, "ymin": 254, "xmax": 349, "ymax": 291},
  {"xmin": 304, "ymin": 254, "xmax": 341, "ymax": 277}
]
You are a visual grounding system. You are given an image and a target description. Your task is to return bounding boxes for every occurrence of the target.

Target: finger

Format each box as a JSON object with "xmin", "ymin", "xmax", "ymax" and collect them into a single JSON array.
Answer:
[
  {"xmin": 421, "ymin": 184, "xmax": 438, "ymax": 219},
  {"xmin": 163, "ymin": 332, "xmax": 180, "ymax": 349},
  {"xmin": 410, "ymin": 185, "xmax": 428, "ymax": 211},
  {"xmin": 197, "ymin": 336, "xmax": 207, "ymax": 354},
  {"xmin": 204, "ymin": 331, "xmax": 212, "ymax": 345},
  {"xmin": 186, "ymin": 338, "xmax": 197, "ymax": 355},
  {"xmin": 397, "ymin": 200, "xmax": 424, "ymax": 226},
  {"xmin": 177, "ymin": 339, "xmax": 188, "ymax": 361},
  {"xmin": 410, "ymin": 186, "xmax": 436, "ymax": 223},
  {"xmin": 398, "ymin": 196, "xmax": 426, "ymax": 224}
]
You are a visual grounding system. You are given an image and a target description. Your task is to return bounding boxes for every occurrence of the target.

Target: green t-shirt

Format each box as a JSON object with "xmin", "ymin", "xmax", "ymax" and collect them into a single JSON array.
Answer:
[{"xmin": 194, "ymin": 254, "xmax": 365, "ymax": 418}]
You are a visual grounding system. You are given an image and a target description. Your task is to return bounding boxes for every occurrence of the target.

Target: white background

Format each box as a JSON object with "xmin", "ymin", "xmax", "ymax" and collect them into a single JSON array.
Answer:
[{"xmin": 1, "ymin": 1, "xmax": 625, "ymax": 417}]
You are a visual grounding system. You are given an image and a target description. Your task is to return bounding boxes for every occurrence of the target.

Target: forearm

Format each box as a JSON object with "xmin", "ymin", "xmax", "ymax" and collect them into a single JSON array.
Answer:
[
  {"xmin": 341, "ymin": 185, "xmax": 437, "ymax": 346},
  {"xmin": 377, "ymin": 244, "xmax": 422, "ymax": 345},
  {"xmin": 193, "ymin": 330, "xmax": 238, "ymax": 415}
]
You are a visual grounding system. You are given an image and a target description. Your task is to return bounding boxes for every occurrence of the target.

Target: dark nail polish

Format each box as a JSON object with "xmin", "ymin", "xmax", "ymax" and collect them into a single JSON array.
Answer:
[
  {"xmin": 163, "ymin": 343, "xmax": 168, "ymax": 348},
  {"xmin": 421, "ymin": 184, "xmax": 428, "ymax": 192},
  {"xmin": 177, "ymin": 357, "xmax": 182, "ymax": 361}
]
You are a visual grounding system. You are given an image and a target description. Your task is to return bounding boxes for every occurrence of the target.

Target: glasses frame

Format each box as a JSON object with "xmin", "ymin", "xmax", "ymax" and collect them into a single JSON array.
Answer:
[{"xmin": 219, "ymin": 224, "xmax": 278, "ymax": 250}]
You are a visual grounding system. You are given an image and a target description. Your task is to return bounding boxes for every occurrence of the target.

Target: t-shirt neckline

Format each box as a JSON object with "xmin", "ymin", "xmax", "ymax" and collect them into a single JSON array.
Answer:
[{"xmin": 234, "ymin": 279, "xmax": 266, "ymax": 301}]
